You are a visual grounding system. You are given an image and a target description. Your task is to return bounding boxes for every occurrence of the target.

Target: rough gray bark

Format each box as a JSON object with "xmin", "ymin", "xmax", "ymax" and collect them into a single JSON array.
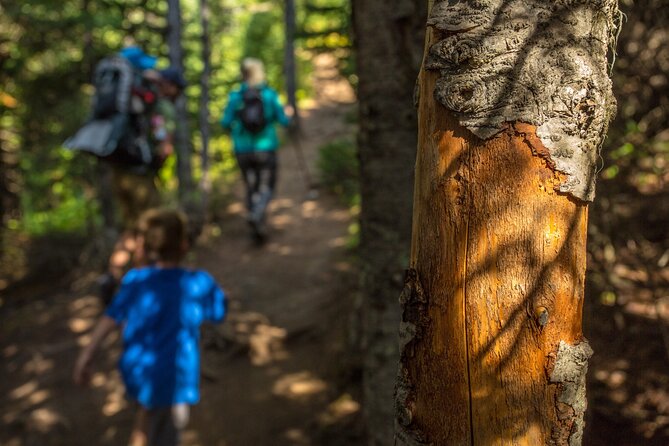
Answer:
[
  {"xmin": 167, "ymin": 0, "xmax": 194, "ymax": 200},
  {"xmin": 425, "ymin": 0, "xmax": 619, "ymax": 201},
  {"xmin": 352, "ymin": 1, "xmax": 426, "ymax": 445}
]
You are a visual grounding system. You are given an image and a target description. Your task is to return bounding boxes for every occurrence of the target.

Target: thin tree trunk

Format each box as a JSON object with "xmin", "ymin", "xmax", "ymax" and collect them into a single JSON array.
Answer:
[
  {"xmin": 167, "ymin": 0, "xmax": 194, "ymax": 200},
  {"xmin": 0, "ymin": 123, "xmax": 20, "ymax": 227},
  {"xmin": 82, "ymin": 0, "xmax": 115, "ymax": 233},
  {"xmin": 395, "ymin": 1, "xmax": 618, "ymax": 444},
  {"xmin": 352, "ymin": 1, "xmax": 426, "ymax": 445},
  {"xmin": 199, "ymin": 0, "xmax": 211, "ymax": 203},
  {"xmin": 284, "ymin": 0, "xmax": 299, "ymax": 127}
]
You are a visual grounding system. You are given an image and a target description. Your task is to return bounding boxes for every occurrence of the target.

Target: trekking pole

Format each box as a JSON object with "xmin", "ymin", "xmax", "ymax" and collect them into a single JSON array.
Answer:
[{"xmin": 288, "ymin": 122, "xmax": 319, "ymax": 201}]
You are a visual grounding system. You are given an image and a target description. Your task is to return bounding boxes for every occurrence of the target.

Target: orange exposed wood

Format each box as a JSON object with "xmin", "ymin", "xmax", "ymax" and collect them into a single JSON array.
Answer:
[{"xmin": 398, "ymin": 36, "xmax": 589, "ymax": 445}]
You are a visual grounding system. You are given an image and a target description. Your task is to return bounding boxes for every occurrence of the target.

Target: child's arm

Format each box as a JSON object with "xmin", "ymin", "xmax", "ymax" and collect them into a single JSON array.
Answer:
[{"xmin": 73, "ymin": 315, "xmax": 118, "ymax": 386}]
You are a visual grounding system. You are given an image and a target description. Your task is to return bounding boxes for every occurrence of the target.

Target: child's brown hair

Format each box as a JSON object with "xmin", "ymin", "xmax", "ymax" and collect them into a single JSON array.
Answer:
[{"xmin": 137, "ymin": 208, "xmax": 188, "ymax": 263}]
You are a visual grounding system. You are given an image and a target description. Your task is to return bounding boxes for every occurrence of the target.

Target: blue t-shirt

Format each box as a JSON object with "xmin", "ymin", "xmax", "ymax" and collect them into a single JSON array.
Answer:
[{"xmin": 105, "ymin": 267, "xmax": 226, "ymax": 409}]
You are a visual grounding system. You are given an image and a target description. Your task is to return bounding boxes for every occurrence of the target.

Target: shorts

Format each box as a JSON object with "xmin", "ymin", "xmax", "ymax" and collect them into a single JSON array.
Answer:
[{"xmin": 111, "ymin": 167, "xmax": 160, "ymax": 229}]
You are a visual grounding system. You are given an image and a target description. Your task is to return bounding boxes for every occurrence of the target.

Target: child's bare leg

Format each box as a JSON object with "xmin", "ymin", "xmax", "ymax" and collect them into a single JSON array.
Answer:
[{"xmin": 128, "ymin": 406, "xmax": 148, "ymax": 446}]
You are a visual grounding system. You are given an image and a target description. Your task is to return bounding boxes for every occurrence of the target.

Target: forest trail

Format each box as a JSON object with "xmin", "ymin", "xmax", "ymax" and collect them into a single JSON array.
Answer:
[{"xmin": 0, "ymin": 54, "xmax": 363, "ymax": 446}]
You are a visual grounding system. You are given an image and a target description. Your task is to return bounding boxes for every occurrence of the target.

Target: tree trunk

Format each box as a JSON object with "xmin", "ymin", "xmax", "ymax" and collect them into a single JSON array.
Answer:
[
  {"xmin": 81, "ymin": 0, "xmax": 115, "ymax": 233},
  {"xmin": 284, "ymin": 0, "xmax": 298, "ymax": 125},
  {"xmin": 0, "ymin": 124, "xmax": 20, "ymax": 227},
  {"xmin": 395, "ymin": 1, "xmax": 618, "ymax": 445},
  {"xmin": 167, "ymin": 0, "xmax": 194, "ymax": 200},
  {"xmin": 199, "ymin": 0, "xmax": 211, "ymax": 202},
  {"xmin": 352, "ymin": 1, "xmax": 426, "ymax": 445}
]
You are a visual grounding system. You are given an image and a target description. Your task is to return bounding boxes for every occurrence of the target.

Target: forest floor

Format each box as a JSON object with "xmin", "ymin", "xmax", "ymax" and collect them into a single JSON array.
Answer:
[{"xmin": 2, "ymin": 53, "xmax": 669, "ymax": 446}]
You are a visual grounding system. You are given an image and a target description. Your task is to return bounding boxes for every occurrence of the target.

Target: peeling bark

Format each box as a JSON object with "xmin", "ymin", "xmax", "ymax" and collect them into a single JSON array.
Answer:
[
  {"xmin": 425, "ymin": 0, "xmax": 619, "ymax": 201},
  {"xmin": 549, "ymin": 340, "xmax": 594, "ymax": 446},
  {"xmin": 395, "ymin": 1, "xmax": 617, "ymax": 444}
]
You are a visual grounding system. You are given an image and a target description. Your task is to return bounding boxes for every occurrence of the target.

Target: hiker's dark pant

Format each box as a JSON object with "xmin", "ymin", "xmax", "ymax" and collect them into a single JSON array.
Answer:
[
  {"xmin": 235, "ymin": 150, "xmax": 277, "ymax": 224},
  {"xmin": 145, "ymin": 404, "xmax": 189, "ymax": 446}
]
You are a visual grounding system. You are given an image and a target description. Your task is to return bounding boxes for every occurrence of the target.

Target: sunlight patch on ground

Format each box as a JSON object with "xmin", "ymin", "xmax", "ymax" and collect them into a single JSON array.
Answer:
[
  {"xmin": 265, "ymin": 243, "xmax": 293, "ymax": 256},
  {"xmin": 28, "ymin": 407, "xmax": 68, "ymax": 433},
  {"xmin": 625, "ymin": 301, "xmax": 660, "ymax": 320},
  {"xmin": 270, "ymin": 214, "xmax": 295, "ymax": 229},
  {"xmin": 273, "ymin": 371, "xmax": 328, "ymax": 399},
  {"xmin": 250, "ymin": 324, "xmax": 288, "ymax": 366},
  {"xmin": 311, "ymin": 53, "xmax": 356, "ymax": 105},
  {"xmin": 214, "ymin": 312, "xmax": 290, "ymax": 366},
  {"xmin": 3, "ymin": 344, "xmax": 19, "ymax": 358},
  {"xmin": 226, "ymin": 202, "xmax": 245, "ymax": 215},
  {"xmin": 300, "ymin": 200, "xmax": 323, "ymax": 219},
  {"xmin": 595, "ymin": 369, "xmax": 628, "ymax": 388},
  {"xmin": 327, "ymin": 208, "xmax": 354, "ymax": 222},
  {"xmin": 10, "ymin": 380, "xmax": 39, "ymax": 400},
  {"xmin": 27, "ymin": 389, "xmax": 50, "ymax": 406},
  {"xmin": 327, "ymin": 236, "xmax": 347, "ymax": 248},
  {"xmin": 334, "ymin": 261, "xmax": 352, "ymax": 272},
  {"xmin": 318, "ymin": 393, "xmax": 361, "ymax": 426},
  {"xmin": 103, "ymin": 426, "xmax": 118, "ymax": 442},
  {"xmin": 102, "ymin": 385, "xmax": 128, "ymax": 416},
  {"xmin": 283, "ymin": 427, "xmax": 310, "ymax": 445},
  {"xmin": 68, "ymin": 295, "xmax": 99, "ymax": 312},
  {"xmin": 182, "ymin": 429, "xmax": 208, "ymax": 446},
  {"xmin": 76, "ymin": 333, "xmax": 92, "ymax": 347},
  {"xmin": 68, "ymin": 317, "xmax": 95, "ymax": 333},
  {"xmin": 22, "ymin": 353, "xmax": 54, "ymax": 374},
  {"xmin": 91, "ymin": 372, "xmax": 107, "ymax": 388}
]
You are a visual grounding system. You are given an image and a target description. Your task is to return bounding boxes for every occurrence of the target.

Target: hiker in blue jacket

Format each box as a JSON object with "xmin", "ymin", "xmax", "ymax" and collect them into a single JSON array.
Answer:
[{"xmin": 220, "ymin": 58, "xmax": 292, "ymax": 243}]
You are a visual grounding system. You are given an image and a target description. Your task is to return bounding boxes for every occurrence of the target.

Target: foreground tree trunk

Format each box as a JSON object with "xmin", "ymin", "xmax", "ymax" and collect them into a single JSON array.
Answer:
[
  {"xmin": 395, "ymin": 1, "xmax": 619, "ymax": 444},
  {"xmin": 352, "ymin": 1, "xmax": 426, "ymax": 444}
]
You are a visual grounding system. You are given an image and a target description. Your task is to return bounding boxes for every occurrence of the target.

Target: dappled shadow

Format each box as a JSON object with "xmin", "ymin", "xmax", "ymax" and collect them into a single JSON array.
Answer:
[
  {"xmin": 0, "ymin": 52, "xmax": 363, "ymax": 446},
  {"xmin": 1, "ymin": 290, "xmax": 134, "ymax": 445},
  {"xmin": 399, "ymin": 0, "xmax": 623, "ymax": 444}
]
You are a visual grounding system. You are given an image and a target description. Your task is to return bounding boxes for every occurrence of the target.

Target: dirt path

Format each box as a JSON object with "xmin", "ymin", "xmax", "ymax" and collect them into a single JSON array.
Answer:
[{"xmin": 0, "ymin": 54, "xmax": 363, "ymax": 446}]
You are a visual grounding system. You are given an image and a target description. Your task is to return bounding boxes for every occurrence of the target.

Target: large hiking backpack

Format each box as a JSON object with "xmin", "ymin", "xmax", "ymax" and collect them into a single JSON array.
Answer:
[
  {"xmin": 92, "ymin": 56, "xmax": 134, "ymax": 118},
  {"xmin": 65, "ymin": 55, "xmax": 157, "ymax": 167},
  {"xmin": 239, "ymin": 87, "xmax": 267, "ymax": 134}
]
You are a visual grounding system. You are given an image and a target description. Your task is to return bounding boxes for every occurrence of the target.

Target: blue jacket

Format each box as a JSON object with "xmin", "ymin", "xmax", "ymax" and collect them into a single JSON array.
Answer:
[
  {"xmin": 220, "ymin": 83, "xmax": 290, "ymax": 153},
  {"xmin": 105, "ymin": 267, "xmax": 226, "ymax": 408}
]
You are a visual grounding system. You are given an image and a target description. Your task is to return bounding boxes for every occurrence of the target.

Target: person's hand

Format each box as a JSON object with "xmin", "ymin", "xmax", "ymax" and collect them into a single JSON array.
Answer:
[
  {"xmin": 284, "ymin": 104, "xmax": 295, "ymax": 118},
  {"xmin": 73, "ymin": 350, "xmax": 94, "ymax": 386}
]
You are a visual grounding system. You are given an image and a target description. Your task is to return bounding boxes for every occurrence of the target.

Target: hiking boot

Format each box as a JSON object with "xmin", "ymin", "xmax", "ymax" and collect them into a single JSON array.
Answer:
[{"xmin": 248, "ymin": 216, "xmax": 268, "ymax": 245}]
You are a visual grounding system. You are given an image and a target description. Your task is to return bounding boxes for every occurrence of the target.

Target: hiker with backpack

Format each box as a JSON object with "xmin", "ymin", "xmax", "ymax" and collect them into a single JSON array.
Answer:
[
  {"xmin": 66, "ymin": 46, "xmax": 187, "ymax": 301},
  {"xmin": 99, "ymin": 65, "xmax": 187, "ymax": 303},
  {"xmin": 220, "ymin": 57, "xmax": 292, "ymax": 243}
]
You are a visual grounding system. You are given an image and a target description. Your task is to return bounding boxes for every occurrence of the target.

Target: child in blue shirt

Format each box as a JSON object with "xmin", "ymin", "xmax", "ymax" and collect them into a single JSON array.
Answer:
[{"xmin": 74, "ymin": 208, "xmax": 226, "ymax": 446}]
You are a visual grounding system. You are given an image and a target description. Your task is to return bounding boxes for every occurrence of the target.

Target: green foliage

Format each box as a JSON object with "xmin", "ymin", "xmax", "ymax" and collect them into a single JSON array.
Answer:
[
  {"xmin": 0, "ymin": 0, "xmax": 354, "ymax": 282},
  {"xmin": 243, "ymin": 8, "xmax": 285, "ymax": 89},
  {"xmin": 317, "ymin": 138, "xmax": 359, "ymax": 207},
  {"xmin": 300, "ymin": 0, "xmax": 351, "ymax": 50}
]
